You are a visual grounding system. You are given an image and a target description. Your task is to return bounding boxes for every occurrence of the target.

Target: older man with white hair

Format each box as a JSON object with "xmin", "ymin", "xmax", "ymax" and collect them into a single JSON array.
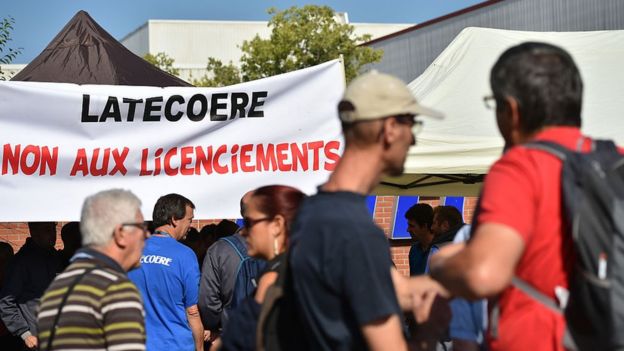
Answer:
[{"xmin": 37, "ymin": 189, "xmax": 148, "ymax": 351}]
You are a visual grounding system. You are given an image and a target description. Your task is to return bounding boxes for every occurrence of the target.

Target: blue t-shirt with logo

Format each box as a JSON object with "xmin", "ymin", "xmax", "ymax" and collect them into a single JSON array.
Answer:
[{"xmin": 128, "ymin": 236, "xmax": 200, "ymax": 351}]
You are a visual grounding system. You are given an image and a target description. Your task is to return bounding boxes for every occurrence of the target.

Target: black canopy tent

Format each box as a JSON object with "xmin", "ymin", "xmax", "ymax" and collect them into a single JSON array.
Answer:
[{"xmin": 12, "ymin": 10, "xmax": 191, "ymax": 87}]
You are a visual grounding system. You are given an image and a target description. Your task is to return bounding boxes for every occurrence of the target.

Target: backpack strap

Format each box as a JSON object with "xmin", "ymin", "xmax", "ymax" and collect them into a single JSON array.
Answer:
[
  {"xmin": 509, "ymin": 277, "xmax": 578, "ymax": 350},
  {"xmin": 526, "ymin": 138, "xmax": 620, "ymax": 159},
  {"xmin": 220, "ymin": 236, "xmax": 247, "ymax": 260},
  {"xmin": 512, "ymin": 276, "xmax": 563, "ymax": 313},
  {"xmin": 220, "ymin": 236, "xmax": 253, "ymax": 309},
  {"xmin": 523, "ymin": 140, "xmax": 572, "ymax": 161},
  {"xmin": 46, "ymin": 266, "xmax": 98, "ymax": 351},
  {"xmin": 489, "ymin": 276, "xmax": 562, "ymax": 341}
]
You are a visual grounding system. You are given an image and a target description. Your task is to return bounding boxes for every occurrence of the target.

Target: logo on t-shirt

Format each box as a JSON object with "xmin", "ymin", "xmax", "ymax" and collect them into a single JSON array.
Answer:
[{"xmin": 140, "ymin": 254, "xmax": 173, "ymax": 266}]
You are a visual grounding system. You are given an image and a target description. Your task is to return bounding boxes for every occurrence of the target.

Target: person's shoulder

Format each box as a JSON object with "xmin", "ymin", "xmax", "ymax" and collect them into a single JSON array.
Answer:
[
  {"xmin": 70, "ymin": 261, "xmax": 133, "ymax": 293},
  {"xmin": 169, "ymin": 239, "xmax": 195, "ymax": 254},
  {"xmin": 175, "ymin": 242, "xmax": 201, "ymax": 265},
  {"xmin": 211, "ymin": 235, "xmax": 232, "ymax": 248},
  {"xmin": 13, "ymin": 242, "xmax": 35, "ymax": 259},
  {"xmin": 303, "ymin": 192, "xmax": 367, "ymax": 222},
  {"xmin": 495, "ymin": 145, "xmax": 536, "ymax": 164},
  {"xmin": 92, "ymin": 262, "xmax": 128, "ymax": 281},
  {"xmin": 103, "ymin": 270, "xmax": 140, "ymax": 293},
  {"xmin": 207, "ymin": 236, "xmax": 238, "ymax": 256},
  {"xmin": 486, "ymin": 145, "xmax": 545, "ymax": 183}
]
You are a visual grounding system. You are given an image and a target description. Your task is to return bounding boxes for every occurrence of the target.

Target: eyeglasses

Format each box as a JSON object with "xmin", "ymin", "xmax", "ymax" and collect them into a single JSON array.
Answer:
[
  {"xmin": 242, "ymin": 217, "xmax": 272, "ymax": 231},
  {"xmin": 394, "ymin": 115, "xmax": 424, "ymax": 135},
  {"xmin": 483, "ymin": 95, "xmax": 496, "ymax": 110},
  {"xmin": 122, "ymin": 222, "xmax": 151, "ymax": 239}
]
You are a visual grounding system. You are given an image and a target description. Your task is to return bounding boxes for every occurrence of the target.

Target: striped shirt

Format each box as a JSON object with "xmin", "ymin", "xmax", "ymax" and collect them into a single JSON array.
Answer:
[{"xmin": 38, "ymin": 248, "xmax": 146, "ymax": 351}]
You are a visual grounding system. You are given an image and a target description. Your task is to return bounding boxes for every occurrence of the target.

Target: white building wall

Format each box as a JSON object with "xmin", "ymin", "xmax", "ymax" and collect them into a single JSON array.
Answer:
[
  {"xmin": 147, "ymin": 20, "xmax": 272, "ymax": 81},
  {"xmin": 121, "ymin": 20, "xmax": 412, "ymax": 82},
  {"xmin": 121, "ymin": 23, "xmax": 150, "ymax": 58},
  {"xmin": 0, "ymin": 64, "xmax": 27, "ymax": 80}
]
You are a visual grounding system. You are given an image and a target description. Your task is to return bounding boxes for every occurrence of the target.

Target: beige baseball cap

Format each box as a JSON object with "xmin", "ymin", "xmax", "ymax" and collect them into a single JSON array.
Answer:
[{"xmin": 339, "ymin": 70, "xmax": 443, "ymax": 123}]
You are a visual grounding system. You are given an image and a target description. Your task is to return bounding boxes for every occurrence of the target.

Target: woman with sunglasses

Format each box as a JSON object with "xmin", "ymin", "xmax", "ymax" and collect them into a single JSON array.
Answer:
[{"xmin": 216, "ymin": 184, "xmax": 306, "ymax": 351}]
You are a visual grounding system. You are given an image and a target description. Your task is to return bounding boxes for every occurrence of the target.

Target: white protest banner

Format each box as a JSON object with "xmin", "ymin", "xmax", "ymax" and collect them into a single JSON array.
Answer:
[{"xmin": 0, "ymin": 60, "xmax": 344, "ymax": 221}]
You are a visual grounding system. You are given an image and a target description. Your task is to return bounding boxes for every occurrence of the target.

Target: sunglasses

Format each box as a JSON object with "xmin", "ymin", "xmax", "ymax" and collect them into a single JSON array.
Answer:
[
  {"xmin": 122, "ymin": 222, "xmax": 151, "ymax": 239},
  {"xmin": 242, "ymin": 217, "xmax": 272, "ymax": 230},
  {"xmin": 394, "ymin": 115, "xmax": 424, "ymax": 135}
]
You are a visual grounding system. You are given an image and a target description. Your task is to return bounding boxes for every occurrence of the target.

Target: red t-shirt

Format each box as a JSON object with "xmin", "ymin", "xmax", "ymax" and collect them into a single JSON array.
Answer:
[{"xmin": 478, "ymin": 127, "xmax": 594, "ymax": 351}]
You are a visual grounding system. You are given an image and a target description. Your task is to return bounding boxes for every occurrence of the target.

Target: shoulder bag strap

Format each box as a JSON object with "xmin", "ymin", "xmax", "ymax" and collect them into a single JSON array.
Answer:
[{"xmin": 46, "ymin": 266, "xmax": 98, "ymax": 351}]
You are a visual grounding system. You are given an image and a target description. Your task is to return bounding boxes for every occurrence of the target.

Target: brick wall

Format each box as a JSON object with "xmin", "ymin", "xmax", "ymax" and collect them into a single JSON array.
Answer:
[
  {"xmin": 0, "ymin": 219, "xmax": 236, "ymax": 253},
  {"xmin": 0, "ymin": 197, "xmax": 477, "ymax": 274},
  {"xmin": 0, "ymin": 222, "xmax": 64, "ymax": 251},
  {"xmin": 379, "ymin": 196, "xmax": 477, "ymax": 277}
]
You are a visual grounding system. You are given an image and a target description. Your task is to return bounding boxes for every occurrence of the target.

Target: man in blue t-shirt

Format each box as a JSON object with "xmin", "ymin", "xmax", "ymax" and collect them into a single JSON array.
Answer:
[
  {"xmin": 290, "ymin": 71, "xmax": 448, "ymax": 351},
  {"xmin": 129, "ymin": 194, "xmax": 203, "ymax": 351}
]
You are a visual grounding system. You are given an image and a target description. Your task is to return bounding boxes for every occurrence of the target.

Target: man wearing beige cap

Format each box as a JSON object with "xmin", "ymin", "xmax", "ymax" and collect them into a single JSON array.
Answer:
[{"xmin": 289, "ymin": 70, "xmax": 445, "ymax": 351}]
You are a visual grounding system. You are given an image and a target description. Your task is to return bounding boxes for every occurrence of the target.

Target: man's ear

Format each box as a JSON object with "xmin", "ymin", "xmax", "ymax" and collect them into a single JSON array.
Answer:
[
  {"xmin": 170, "ymin": 216, "xmax": 178, "ymax": 228},
  {"xmin": 382, "ymin": 117, "xmax": 400, "ymax": 146},
  {"xmin": 505, "ymin": 96, "xmax": 523, "ymax": 142},
  {"xmin": 112, "ymin": 224, "xmax": 128, "ymax": 248}
]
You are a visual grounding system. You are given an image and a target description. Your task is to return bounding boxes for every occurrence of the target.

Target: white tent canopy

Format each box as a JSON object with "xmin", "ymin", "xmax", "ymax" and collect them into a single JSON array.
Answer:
[{"xmin": 375, "ymin": 27, "xmax": 624, "ymax": 196}]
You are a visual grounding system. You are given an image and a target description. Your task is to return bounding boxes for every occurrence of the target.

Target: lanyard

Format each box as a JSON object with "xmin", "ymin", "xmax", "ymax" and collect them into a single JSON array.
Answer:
[{"xmin": 153, "ymin": 230, "xmax": 172, "ymax": 238}]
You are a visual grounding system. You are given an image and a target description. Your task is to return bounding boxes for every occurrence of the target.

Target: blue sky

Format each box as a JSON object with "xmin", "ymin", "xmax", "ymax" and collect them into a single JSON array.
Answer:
[{"xmin": 4, "ymin": 0, "xmax": 483, "ymax": 64}]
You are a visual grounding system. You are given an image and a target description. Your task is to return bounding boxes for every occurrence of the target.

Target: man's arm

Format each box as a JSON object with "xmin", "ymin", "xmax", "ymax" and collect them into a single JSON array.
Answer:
[
  {"xmin": 186, "ymin": 304, "xmax": 204, "ymax": 351},
  {"xmin": 0, "ymin": 259, "xmax": 32, "ymax": 344},
  {"xmin": 198, "ymin": 244, "xmax": 224, "ymax": 330},
  {"xmin": 429, "ymin": 223, "xmax": 525, "ymax": 299},
  {"xmin": 362, "ymin": 314, "xmax": 408, "ymax": 351},
  {"xmin": 183, "ymin": 250, "xmax": 203, "ymax": 351}
]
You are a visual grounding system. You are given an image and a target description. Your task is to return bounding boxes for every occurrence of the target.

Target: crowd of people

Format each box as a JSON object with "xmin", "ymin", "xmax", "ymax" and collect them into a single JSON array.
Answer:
[{"xmin": 0, "ymin": 41, "xmax": 615, "ymax": 351}]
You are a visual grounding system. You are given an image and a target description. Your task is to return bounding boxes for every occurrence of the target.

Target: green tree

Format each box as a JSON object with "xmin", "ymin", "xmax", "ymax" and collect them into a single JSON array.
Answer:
[
  {"xmin": 201, "ymin": 5, "xmax": 383, "ymax": 86},
  {"xmin": 0, "ymin": 16, "xmax": 23, "ymax": 80},
  {"xmin": 143, "ymin": 52, "xmax": 180, "ymax": 76},
  {"xmin": 193, "ymin": 58, "xmax": 242, "ymax": 87},
  {"xmin": 241, "ymin": 6, "xmax": 382, "ymax": 82}
]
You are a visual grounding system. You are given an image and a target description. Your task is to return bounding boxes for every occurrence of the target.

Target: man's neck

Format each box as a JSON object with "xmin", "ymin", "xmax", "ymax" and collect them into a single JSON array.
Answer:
[
  {"xmin": 93, "ymin": 246, "xmax": 129, "ymax": 272},
  {"xmin": 154, "ymin": 225, "xmax": 177, "ymax": 239},
  {"xmin": 418, "ymin": 234, "xmax": 434, "ymax": 251},
  {"xmin": 322, "ymin": 146, "xmax": 385, "ymax": 194}
]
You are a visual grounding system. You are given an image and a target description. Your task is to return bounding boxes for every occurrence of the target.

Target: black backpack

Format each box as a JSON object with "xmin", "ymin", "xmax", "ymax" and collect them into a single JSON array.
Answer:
[
  {"xmin": 256, "ymin": 252, "xmax": 307, "ymax": 351},
  {"xmin": 513, "ymin": 139, "xmax": 624, "ymax": 350}
]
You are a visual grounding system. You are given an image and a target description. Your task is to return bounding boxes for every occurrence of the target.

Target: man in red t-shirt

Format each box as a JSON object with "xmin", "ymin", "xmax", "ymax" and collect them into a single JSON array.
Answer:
[{"xmin": 429, "ymin": 42, "xmax": 587, "ymax": 351}]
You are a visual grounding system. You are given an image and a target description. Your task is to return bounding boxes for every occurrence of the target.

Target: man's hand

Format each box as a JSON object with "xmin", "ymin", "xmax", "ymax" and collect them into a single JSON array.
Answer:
[
  {"xmin": 203, "ymin": 330, "xmax": 211, "ymax": 342},
  {"xmin": 411, "ymin": 289, "xmax": 450, "ymax": 324},
  {"xmin": 408, "ymin": 295, "xmax": 452, "ymax": 351},
  {"xmin": 407, "ymin": 276, "xmax": 450, "ymax": 302},
  {"xmin": 391, "ymin": 267, "xmax": 450, "ymax": 312},
  {"xmin": 209, "ymin": 337, "xmax": 222, "ymax": 351},
  {"xmin": 24, "ymin": 335, "xmax": 38, "ymax": 349}
]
